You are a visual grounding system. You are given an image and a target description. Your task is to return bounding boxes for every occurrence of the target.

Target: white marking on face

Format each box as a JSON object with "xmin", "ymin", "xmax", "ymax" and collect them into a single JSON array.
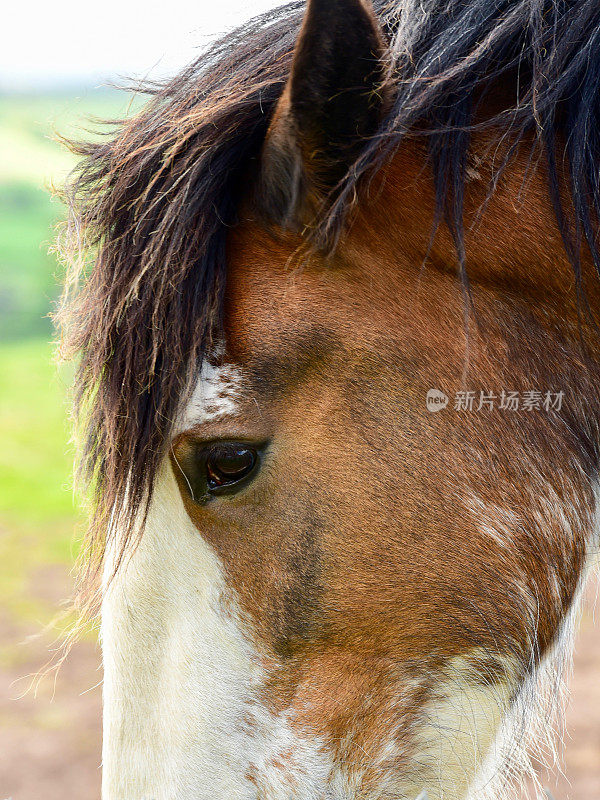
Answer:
[
  {"xmin": 419, "ymin": 651, "xmax": 517, "ymax": 800},
  {"xmin": 176, "ymin": 359, "xmax": 242, "ymax": 432},
  {"xmin": 465, "ymin": 495, "xmax": 518, "ymax": 551},
  {"xmin": 361, "ymin": 652, "xmax": 519, "ymax": 800}
]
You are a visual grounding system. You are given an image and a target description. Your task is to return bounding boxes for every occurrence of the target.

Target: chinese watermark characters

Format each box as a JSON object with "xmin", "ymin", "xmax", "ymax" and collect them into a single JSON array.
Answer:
[{"xmin": 426, "ymin": 389, "xmax": 564, "ymax": 413}]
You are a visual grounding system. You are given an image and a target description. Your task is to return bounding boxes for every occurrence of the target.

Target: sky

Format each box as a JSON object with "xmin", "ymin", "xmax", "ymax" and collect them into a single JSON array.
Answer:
[{"xmin": 3, "ymin": 0, "xmax": 279, "ymax": 90}]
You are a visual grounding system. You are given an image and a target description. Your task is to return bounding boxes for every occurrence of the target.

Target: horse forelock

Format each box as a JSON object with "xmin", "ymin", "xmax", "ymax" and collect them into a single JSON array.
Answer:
[{"xmin": 57, "ymin": 0, "xmax": 600, "ymax": 597}]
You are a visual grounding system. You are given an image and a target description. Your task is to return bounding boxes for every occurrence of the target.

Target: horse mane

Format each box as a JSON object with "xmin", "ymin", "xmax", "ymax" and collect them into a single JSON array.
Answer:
[{"xmin": 57, "ymin": 0, "xmax": 600, "ymax": 585}]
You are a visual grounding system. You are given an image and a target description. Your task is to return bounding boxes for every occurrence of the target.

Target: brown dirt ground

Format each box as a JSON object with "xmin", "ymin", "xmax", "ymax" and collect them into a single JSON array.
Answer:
[{"xmin": 0, "ymin": 571, "xmax": 598, "ymax": 799}]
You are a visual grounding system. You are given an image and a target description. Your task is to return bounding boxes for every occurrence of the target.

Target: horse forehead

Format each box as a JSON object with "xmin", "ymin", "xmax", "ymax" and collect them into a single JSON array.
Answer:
[{"xmin": 223, "ymin": 216, "xmax": 411, "ymax": 349}]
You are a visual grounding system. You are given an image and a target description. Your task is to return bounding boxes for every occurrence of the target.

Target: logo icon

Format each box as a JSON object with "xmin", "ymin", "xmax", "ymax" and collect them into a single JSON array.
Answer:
[{"xmin": 426, "ymin": 388, "xmax": 449, "ymax": 412}]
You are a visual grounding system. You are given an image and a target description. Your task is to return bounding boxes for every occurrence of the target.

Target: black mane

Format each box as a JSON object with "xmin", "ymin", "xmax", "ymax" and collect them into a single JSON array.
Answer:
[{"xmin": 58, "ymin": 0, "xmax": 600, "ymax": 577}]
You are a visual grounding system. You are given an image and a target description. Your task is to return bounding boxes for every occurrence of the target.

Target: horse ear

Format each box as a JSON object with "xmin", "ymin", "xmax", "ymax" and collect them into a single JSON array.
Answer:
[{"xmin": 259, "ymin": 0, "xmax": 389, "ymax": 228}]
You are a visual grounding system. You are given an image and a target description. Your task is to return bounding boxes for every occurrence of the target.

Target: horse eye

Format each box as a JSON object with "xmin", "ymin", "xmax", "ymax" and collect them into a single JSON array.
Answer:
[
  {"xmin": 171, "ymin": 438, "xmax": 264, "ymax": 504},
  {"xmin": 206, "ymin": 444, "xmax": 257, "ymax": 491}
]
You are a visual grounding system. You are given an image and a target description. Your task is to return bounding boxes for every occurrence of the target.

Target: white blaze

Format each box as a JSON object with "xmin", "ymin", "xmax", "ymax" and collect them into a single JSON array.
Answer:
[{"xmin": 101, "ymin": 462, "xmax": 264, "ymax": 799}]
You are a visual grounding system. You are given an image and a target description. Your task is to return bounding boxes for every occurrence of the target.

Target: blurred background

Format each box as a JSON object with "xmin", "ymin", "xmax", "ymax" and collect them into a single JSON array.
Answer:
[{"xmin": 0, "ymin": 1, "xmax": 598, "ymax": 797}]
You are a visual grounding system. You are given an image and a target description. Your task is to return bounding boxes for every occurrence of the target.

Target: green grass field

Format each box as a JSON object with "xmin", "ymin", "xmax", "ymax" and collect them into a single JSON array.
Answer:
[
  {"xmin": 0, "ymin": 339, "xmax": 83, "ymax": 622},
  {"xmin": 0, "ymin": 88, "xmax": 140, "ymax": 625},
  {"xmin": 0, "ymin": 89, "xmax": 141, "ymax": 341}
]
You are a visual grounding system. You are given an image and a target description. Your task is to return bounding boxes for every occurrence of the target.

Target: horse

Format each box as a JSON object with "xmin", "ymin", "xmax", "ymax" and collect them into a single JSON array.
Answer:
[{"xmin": 58, "ymin": 0, "xmax": 600, "ymax": 797}]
